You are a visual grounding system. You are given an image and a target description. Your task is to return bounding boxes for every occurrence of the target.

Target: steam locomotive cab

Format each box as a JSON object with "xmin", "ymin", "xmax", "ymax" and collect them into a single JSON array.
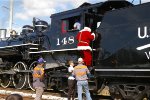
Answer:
[{"xmin": 44, "ymin": 0, "xmax": 133, "ymax": 67}]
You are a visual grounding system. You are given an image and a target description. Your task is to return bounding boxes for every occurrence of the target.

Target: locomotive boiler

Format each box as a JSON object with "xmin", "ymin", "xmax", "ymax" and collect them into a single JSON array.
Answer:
[{"xmin": 0, "ymin": 0, "xmax": 150, "ymax": 99}]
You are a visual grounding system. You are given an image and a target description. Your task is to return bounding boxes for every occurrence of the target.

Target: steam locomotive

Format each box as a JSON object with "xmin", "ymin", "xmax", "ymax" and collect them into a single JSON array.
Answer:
[{"xmin": 0, "ymin": 0, "xmax": 150, "ymax": 99}]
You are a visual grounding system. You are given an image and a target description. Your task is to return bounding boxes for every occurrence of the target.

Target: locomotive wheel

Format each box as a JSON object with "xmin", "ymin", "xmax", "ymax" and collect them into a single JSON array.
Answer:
[
  {"xmin": 12, "ymin": 62, "xmax": 27, "ymax": 89},
  {"xmin": 0, "ymin": 74, "xmax": 12, "ymax": 88},
  {"xmin": 28, "ymin": 61, "xmax": 38, "ymax": 91}
]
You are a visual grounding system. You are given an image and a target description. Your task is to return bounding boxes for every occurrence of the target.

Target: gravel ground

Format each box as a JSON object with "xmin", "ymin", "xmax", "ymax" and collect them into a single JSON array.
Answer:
[{"xmin": 0, "ymin": 87, "xmax": 68, "ymax": 100}]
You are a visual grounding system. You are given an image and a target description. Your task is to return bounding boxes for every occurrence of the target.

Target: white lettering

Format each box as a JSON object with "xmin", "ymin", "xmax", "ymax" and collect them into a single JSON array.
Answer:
[
  {"xmin": 61, "ymin": 37, "xmax": 67, "ymax": 45},
  {"xmin": 56, "ymin": 36, "xmax": 75, "ymax": 46},
  {"xmin": 138, "ymin": 26, "xmax": 148, "ymax": 39},
  {"xmin": 57, "ymin": 38, "xmax": 60, "ymax": 45},
  {"xmin": 145, "ymin": 51, "xmax": 150, "ymax": 59},
  {"xmin": 68, "ymin": 36, "xmax": 74, "ymax": 44}
]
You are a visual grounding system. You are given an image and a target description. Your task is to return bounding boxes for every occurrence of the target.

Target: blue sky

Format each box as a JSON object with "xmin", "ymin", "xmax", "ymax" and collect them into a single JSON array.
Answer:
[{"xmin": 0, "ymin": 0, "xmax": 150, "ymax": 35}]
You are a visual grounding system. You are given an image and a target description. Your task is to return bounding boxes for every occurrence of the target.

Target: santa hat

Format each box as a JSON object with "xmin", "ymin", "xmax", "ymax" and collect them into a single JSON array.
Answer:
[{"xmin": 80, "ymin": 27, "xmax": 91, "ymax": 32}]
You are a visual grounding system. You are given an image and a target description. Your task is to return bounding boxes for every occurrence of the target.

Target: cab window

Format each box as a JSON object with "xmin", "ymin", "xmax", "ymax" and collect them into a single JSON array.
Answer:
[{"xmin": 61, "ymin": 16, "xmax": 80, "ymax": 33}]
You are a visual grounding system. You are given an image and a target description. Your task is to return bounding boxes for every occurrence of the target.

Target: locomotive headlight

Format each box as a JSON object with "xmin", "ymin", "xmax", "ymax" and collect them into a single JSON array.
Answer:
[{"xmin": 35, "ymin": 20, "xmax": 48, "ymax": 33}]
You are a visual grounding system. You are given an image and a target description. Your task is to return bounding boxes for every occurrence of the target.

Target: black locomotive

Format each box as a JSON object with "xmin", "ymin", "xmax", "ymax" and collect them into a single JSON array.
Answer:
[{"xmin": 0, "ymin": 0, "xmax": 150, "ymax": 99}]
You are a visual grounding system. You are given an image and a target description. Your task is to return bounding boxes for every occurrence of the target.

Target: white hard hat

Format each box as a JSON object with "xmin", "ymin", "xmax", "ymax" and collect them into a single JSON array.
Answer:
[{"xmin": 78, "ymin": 58, "xmax": 83, "ymax": 62}]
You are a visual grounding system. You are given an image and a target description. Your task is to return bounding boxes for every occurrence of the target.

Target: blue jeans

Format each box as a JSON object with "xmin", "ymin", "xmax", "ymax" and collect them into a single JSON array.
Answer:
[
  {"xmin": 35, "ymin": 87, "xmax": 44, "ymax": 100},
  {"xmin": 77, "ymin": 80, "xmax": 92, "ymax": 100}
]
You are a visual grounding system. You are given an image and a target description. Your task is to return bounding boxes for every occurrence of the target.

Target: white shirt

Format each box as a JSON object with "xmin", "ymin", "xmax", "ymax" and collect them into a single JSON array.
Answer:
[
  {"xmin": 68, "ymin": 66, "xmax": 75, "ymax": 80},
  {"xmin": 73, "ymin": 22, "xmax": 81, "ymax": 30}
]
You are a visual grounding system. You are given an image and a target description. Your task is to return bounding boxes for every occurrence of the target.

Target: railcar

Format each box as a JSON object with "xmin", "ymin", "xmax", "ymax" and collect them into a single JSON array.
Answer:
[{"xmin": 0, "ymin": 0, "xmax": 150, "ymax": 99}]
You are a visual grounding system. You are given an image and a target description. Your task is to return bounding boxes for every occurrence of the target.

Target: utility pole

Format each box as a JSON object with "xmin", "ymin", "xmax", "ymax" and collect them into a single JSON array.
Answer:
[{"xmin": 9, "ymin": 0, "xmax": 14, "ymax": 31}]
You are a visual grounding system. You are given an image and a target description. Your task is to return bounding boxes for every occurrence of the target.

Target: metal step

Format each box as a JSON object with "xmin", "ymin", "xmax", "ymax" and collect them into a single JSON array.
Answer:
[
  {"xmin": 88, "ymin": 79, "xmax": 96, "ymax": 91},
  {"xmin": 29, "ymin": 48, "xmax": 38, "ymax": 50}
]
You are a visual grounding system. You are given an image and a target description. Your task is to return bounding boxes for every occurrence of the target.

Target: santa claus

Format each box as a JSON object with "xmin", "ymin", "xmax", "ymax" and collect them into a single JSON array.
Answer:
[{"xmin": 76, "ymin": 27, "xmax": 95, "ymax": 68}]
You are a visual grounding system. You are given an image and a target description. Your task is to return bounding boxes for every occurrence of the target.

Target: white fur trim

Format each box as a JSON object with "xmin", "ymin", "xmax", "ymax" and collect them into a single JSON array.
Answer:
[
  {"xmin": 80, "ymin": 27, "xmax": 91, "ymax": 32},
  {"xmin": 77, "ymin": 46, "xmax": 92, "ymax": 51},
  {"xmin": 91, "ymin": 33, "xmax": 95, "ymax": 41},
  {"xmin": 84, "ymin": 27, "xmax": 91, "ymax": 32}
]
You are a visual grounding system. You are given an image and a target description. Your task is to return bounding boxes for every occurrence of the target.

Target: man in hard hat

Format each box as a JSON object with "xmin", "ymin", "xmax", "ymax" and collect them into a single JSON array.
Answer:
[
  {"xmin": 73, "ymin": 58, "xmax": 92, "ymax": 100},
  {"xmin": 33, "ymin": 57, "xmax": 46, "ymax": 100}
]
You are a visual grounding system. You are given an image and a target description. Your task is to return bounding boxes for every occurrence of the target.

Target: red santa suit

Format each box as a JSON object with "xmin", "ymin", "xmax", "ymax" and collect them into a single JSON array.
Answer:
[{"xmin": 76, "ymin": 27, "xmax": 95, "ymax": 67}]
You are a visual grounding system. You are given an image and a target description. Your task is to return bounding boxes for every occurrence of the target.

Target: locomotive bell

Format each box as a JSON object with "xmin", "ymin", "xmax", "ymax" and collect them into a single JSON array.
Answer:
[
  {"xmin": 35, "ymin": 20, "xmax": 48, "ymax": 33},
  {"xmin": 22, "ymin": 25, "xmax": 34, "ymax": 34},
  {"xmin": 10, "ymin": 30, "xmax": 17, "ymax": 38}
]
